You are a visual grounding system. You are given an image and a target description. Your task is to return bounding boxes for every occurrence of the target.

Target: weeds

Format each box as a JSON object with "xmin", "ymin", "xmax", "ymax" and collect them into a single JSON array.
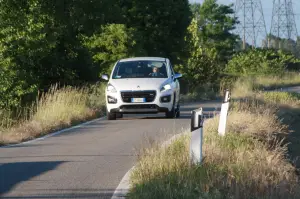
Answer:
[
  {"xmin": 129, "ymin": 74, "xmax": 300, "ymax": 199},
  {"xmin": 129, "ymin": 110, "xmax": 299, "ymax": 199},
  {"xmin": 0, "ymin": 83, "xmax": 106, "ymax": 145}
]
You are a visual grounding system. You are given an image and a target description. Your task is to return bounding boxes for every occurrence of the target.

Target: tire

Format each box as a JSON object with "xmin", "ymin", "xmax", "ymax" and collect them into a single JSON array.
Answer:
[
  {"xmin": 166, "ymin": 96, "xmax": 176, "ymax": 118},
  {"xmin": 107, "ymin": 109, "xmax": 116, "ymax": 120},
  {"xmin": 116, "ymin": 113, "xmax": 123, "ymax": 118},
  {"xmin": 175, "ymin": 105, "xmax": 180, "ymax": 118}
]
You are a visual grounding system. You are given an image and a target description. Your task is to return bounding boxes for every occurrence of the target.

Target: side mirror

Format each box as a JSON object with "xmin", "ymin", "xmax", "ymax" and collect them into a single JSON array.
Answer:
[
  {"xmin": 173, "ymin": 73, "xmax": 182, "ymax": 79},
  {"xmin": 101, "ymin": 74, "xmax": 109, "ymax": 81}
]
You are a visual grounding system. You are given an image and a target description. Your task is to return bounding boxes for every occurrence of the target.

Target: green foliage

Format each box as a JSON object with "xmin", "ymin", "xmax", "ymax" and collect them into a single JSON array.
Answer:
[
  {"xmin": 0, "ymin": 0, "xmax": 192, "ymax": 110},
  {"xmin": 121, "ymin": 0, "xmax": 192, "ymax": 64},
  {"xmin": 196, "ymin": 0, "xmax": 238, "ymax": 63},
  {"xmin": 266, "ymin": 34, "xmax": 300, "ymax": 58},
  {"xmin": 176, "ymin": 19, "xmax": 220, "ymax": 91},
  {"xmin": 225, "ymin": 49, "xmax": 300, "ymax": 76},
  {"xmin": 82, "ymin": 24, "xmax": 145, "ymax": 74},
  {"xmin": 0, "ymin": 0, "xmax": 118, "ymax": 108},
  {"xmin": 177, "ymin": 0, "xmax": 237, "ymax": 91}
]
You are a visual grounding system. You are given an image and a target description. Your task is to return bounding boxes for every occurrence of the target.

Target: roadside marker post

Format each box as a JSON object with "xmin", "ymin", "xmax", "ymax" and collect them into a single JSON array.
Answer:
[
  {"xmin": 190, "ymin": 107, "xmax": 204, "ymax": 165},
  {"xmin": 218, "ymin": 89, "xmax": 231, "ymax": 136}
]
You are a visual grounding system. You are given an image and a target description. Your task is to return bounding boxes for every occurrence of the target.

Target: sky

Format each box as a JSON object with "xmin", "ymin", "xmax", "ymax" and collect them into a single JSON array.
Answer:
[{"xmin": 189, "ymin": 0, "xmax": 300, "ymax": 45}]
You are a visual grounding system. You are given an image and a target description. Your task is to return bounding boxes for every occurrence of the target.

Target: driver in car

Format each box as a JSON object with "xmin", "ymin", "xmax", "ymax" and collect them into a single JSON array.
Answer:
[{"xmin": 149, "ymin": 66, "xmax": 164, "ymax": 77}]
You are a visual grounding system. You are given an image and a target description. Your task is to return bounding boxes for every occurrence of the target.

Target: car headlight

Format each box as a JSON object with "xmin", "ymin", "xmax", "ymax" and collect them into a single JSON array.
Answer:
[
  {"xmin": 107, "ymin": 83, "xmax": 117, "ymax": 93},
  {"xmin": 160, "ymin": 84, "xmax": 171, "ymax": 92}
]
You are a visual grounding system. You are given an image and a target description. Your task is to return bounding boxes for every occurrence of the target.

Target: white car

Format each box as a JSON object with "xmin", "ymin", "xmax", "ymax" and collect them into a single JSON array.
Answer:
[{"xmin": 101, "ymin": 57, "xmax": 182, "ymax": 120}]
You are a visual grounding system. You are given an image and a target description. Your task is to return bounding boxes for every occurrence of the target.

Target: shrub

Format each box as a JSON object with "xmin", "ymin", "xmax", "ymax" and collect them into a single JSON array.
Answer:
[{"xmin": 225, "ymin": 49, "xmax": 300, "ymax": 76}]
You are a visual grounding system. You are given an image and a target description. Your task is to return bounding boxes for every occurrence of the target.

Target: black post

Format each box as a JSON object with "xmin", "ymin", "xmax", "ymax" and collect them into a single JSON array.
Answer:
[
  {"xmin": 198, "ymin": 114, "xmax": 204, "ymax": 128},
  {"xmin": 223, "ymin": 89, "xmax": 231, "ymax": 103},
  {"xmin": 191, "ymin": 110, "xmax": 196, "ymax": 132}
]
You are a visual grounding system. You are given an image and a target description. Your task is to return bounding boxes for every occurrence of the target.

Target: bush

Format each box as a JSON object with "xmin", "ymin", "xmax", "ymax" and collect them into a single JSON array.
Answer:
[{"xmin": 225, "ymin": 49, "xmax": 300, "ymax": 76}]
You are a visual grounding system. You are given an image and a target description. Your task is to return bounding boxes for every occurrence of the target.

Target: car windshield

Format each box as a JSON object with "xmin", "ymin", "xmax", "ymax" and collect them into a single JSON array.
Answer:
[{"xmin": 112, "ymin": 60, "xmax": 168, "ymax": 79}]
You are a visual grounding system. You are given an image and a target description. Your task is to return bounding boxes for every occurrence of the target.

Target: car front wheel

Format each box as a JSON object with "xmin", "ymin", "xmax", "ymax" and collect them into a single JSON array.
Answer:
[
  {"xmin": 107, "ymin": 109, "xmax": 116, "ymax": 120},
  {"xmin": 166, "ymin": 96, "xmax": 176, "ymax": 118}
]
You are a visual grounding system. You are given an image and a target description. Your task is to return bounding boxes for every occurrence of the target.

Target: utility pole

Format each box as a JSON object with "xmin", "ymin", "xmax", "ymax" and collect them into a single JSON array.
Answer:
[
  {"xmin": 234, "ymin": 0, "xmax": 268, "ymax": 49},
  {"xmin": 270, "ymin": 0, "xmax": 298, "ymax": 51}
]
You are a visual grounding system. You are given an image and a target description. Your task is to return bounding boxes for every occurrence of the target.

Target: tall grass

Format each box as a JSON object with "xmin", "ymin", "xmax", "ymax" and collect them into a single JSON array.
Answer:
[
  {"xmin": 230, "ymin": 72, "xmax": 300, "ymax": 98},
  {"xmin": 0, "ymin": 83, "xmax": 106, "ymax": 145},
  {"xmin": 255, "ymin": 72, "xmax": 300, "ymax": 89},
  {"xmin": 129, "ymin": 109, "xmax": 299, "ymax": 199},
  {"xmin": 129, "ymin": 74, "xmax": 300, "ymax": 199}
]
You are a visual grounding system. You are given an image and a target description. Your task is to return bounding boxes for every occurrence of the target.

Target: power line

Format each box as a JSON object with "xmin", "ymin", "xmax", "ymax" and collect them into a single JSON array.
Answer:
[
  {"xmin": 234, "ymin": 0, "xmax": 267, "ymax": 49},
  {"xmin": 270, "ymin": 0, "xmax": 298, "ymax": 48}
]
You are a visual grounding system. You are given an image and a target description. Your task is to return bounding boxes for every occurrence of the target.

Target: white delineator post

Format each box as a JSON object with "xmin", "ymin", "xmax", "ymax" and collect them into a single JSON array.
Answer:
[
  {"xmin": 218, "ymin": 89, "xmax": 231, "ymax": 136},
  {"xmin": 190, "ymin": 107, "xmax": 204, "ymax": 165}
]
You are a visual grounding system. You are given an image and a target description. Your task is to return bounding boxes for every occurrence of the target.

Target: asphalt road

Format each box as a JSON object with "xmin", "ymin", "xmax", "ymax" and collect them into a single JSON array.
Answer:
[
  {"xmin": 0, "ymin": 100, "xmax": 221, "ymax": 199},
  {"xmin": 275, "ymin": 86, "xmax": 300, "ymax": 93}
]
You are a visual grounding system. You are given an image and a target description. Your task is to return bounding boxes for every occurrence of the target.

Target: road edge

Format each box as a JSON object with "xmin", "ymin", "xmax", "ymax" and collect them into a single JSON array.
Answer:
[
  {"xmin": 110, "ymin": 130, "xmax": 189, "ymax": 199},
  {"xmin": 0, "ymin": 116, "xmax": 106, "ymax": 148}
]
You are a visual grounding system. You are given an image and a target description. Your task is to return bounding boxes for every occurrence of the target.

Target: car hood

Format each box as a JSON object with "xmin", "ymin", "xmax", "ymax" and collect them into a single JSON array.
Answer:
[{"xmin": 109, "ymin": 78, "xmax": 169, "ymax": 91}]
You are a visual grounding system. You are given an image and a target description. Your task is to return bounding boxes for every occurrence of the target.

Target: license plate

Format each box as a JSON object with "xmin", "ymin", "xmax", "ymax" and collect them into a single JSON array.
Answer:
[{"xmin": 131, "ymin": 98, "xmax": 145, "ymax": 103}]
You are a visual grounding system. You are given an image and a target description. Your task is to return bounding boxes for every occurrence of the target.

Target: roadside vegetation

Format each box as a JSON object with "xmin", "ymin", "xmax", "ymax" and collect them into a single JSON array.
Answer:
[
  {"xmin": 0, "ymin": 0, "xmax": 192, "ymax": 145},
  {"xmin": 128, "ymin": 77, "xmax": 300, "ymax": 199},
  {"xmin": 129, "ymin": 106, "xmax": 300, "ymax": 199},
  {"xmin": 0, "ymin": 84, "xmax": 105, "ymax": 145},
  {"xmin": 1, "ymin": 0, "xmax": 299, "ymax": 145},
  {"xmin": 127, "ymin": 1, "xmax": 300, "ymax": 194}
]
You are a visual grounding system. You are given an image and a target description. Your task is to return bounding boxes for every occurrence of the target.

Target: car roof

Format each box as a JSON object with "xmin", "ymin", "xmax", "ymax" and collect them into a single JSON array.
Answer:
[{"xmin": 119, "ymin": 57, "xmax": 167, "ymax": 62}]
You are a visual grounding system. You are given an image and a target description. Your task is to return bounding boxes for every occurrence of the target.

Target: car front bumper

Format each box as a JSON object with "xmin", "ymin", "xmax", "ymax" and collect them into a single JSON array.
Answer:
[{"xmin": 106, "ymin": 89, "xmax": 174, "ymax": 114}]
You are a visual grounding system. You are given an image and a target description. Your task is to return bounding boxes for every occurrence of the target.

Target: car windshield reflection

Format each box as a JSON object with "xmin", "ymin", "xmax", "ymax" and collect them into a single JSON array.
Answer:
[{"xmin": 112, "ymin": 60, "xmax": 168, "ymax": 79}]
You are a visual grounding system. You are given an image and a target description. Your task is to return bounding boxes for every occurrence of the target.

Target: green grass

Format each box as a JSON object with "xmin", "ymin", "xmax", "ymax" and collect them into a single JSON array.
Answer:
[{"xmin": 0, "ymin": 82, "xmax": 106, "ymax": 145}]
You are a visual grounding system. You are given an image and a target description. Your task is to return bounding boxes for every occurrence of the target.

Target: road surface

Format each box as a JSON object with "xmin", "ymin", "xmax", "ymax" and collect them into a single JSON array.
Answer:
[
  {"xmin": 275, "ymin": 86, "xmax": 300, "ymax": 93},
  {"xmin": 0, "ymin": 100, "xmax": 221, "ymax": 199}
]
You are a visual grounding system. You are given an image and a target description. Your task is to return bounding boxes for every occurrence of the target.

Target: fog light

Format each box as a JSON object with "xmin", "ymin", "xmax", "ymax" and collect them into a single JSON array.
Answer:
[
  {"xmin": 160, "ymin": 95, "xmax": 171, "ymax": 103},
  {"xmin": 107, "ymin": 96, "xmax": 117, "ymax": 104}
]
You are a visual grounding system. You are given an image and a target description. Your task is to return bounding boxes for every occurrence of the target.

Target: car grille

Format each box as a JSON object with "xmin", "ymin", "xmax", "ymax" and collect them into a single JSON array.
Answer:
[
  {"xmin": 120, "ymin": 104, "xmax": 158, "ymax": 109},
  {"xmin": 121, "ymin": 91, "xmax": 156, "ymax": 103}
]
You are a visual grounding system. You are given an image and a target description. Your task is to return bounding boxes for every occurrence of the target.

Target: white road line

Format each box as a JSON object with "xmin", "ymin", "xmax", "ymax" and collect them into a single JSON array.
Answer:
[
  {"xmin": 111, "ymin": 166, "xmax": 136, "ymax": 199},
  {"xmin": 110, "ymin": 130, "xmax": 189, "ymax": 199},
  {"xmin": 1, "ymin": 116, "xmax": 106, "ymax": 148}
]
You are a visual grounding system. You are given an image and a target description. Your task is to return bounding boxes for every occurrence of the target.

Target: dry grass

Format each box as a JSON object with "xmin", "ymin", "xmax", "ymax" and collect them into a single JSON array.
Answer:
[
  {"xmin": 255, "ymin": 72, "xmax": 300, "ymax": 89},
  {"xmin": 129, "ymin": 107, "xmax": 300, "ymax": 199},
  {"xmin": 180, "ymin": 83, "xmax": 220, "ymax": 103},
  {"xmin": 231, "ymin": 72, "xmax": 300, "ymax": 99},
  {"xmin": 0, "ymin": 83, "xmax": 106, "ymax": 145},
  {"xmin": 129, "ymin": 74, "xmax": 300, "ymax": 199},
  {"xmin": 261, "ymin": 92, "xmax": 300, "ymax": 107}
]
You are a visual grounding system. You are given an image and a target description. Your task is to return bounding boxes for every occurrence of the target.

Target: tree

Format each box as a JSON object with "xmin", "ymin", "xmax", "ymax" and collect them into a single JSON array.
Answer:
[
  {"xmin": 0, "ymin": 0, "xmax": 122, "ymax": 85},
  {"xmin": 120, "ymin": 0, "xmax": 192, "ymax": 64},
  {"xmin": 225, "ymin": 49, "xmax": 300, "ymax": 76},
  {"xmin": 176, "ymin": 0, "xmax": 238, "ymax": 91},
  {"xmin": 0, "ymin": 0, "xmax": 122, "ymax": 107},
  {"xmin": 196, "ymin": 0, "xmax": 238, "ymax": 64},
  {"xmin": 190, "ymin": 3, "xmax": 201, "ymax": 18},
  {"xmin": 296, "ymin": 37, "xmax": 300, "ymax": 58},
  {"xmin": 176, "ymin": 18, "xmax": 220, "ymax": 91},
  {"xmin": 265, "ymin": 34, "xmax": 299, "ymax": 58},
  {"xmin": 83, "ymin": 24, "xmax": 145, "ymax": 74}
]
